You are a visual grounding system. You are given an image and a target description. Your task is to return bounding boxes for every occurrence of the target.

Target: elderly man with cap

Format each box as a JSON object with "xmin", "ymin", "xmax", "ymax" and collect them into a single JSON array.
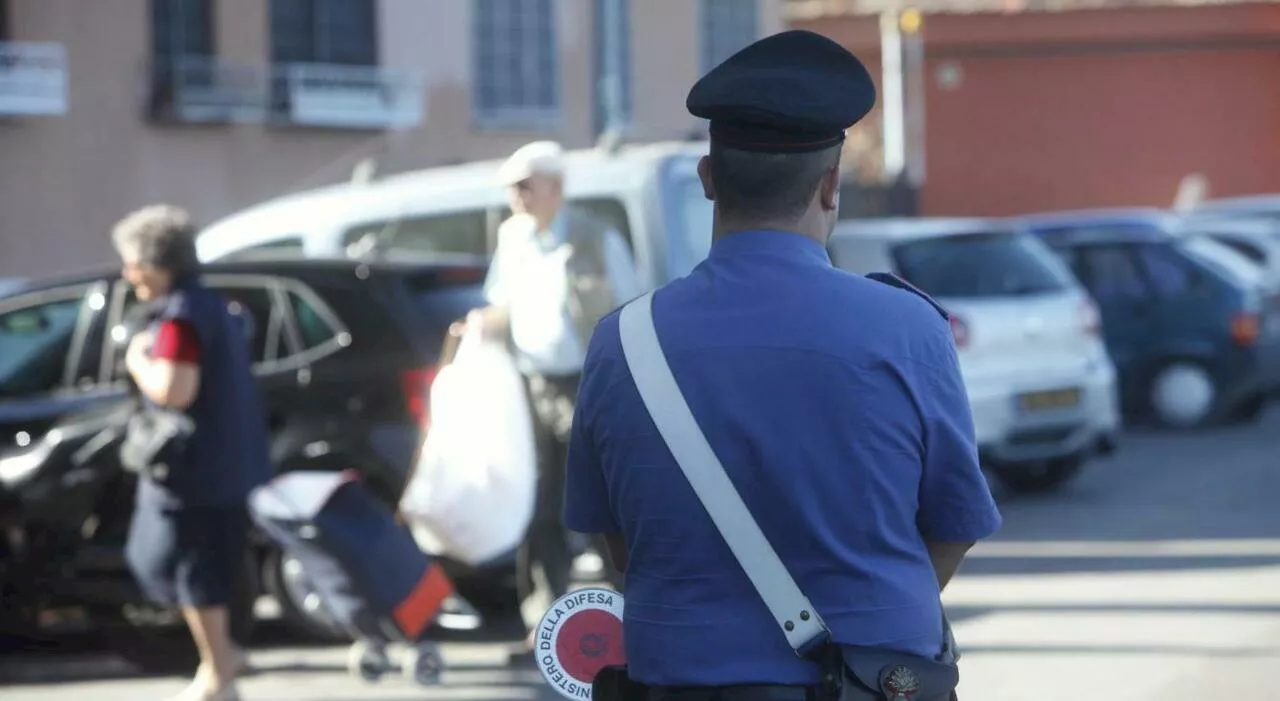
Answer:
[
  {"xmin": 562, "ymin": 30, "xmax": 1000, "ymax": 700},
  {"xmin": 466, "ymin": 139, "xmax": 642, "ymax": 664}
]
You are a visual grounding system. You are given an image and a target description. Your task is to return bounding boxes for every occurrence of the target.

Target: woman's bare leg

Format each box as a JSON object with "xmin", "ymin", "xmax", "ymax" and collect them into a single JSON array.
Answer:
[{"xmin": 181, "ymin": 606, "xmax": 239, "ymax": 694}]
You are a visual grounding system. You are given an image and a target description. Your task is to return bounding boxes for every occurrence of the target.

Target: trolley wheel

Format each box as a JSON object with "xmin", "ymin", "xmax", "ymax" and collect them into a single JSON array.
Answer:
[
  {"xmin": 402, "ymin": 642, "xmax": 444, "ymax": 686},
  {"xmin": 347, "ymin": 640, "xmax": 390, "ymax": 683}
]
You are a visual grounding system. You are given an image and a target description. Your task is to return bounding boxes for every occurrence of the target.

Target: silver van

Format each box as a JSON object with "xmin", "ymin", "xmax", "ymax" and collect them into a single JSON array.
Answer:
[{"xmin": 196, "ymin": 141, "xmax": 715, "ymax": 290}]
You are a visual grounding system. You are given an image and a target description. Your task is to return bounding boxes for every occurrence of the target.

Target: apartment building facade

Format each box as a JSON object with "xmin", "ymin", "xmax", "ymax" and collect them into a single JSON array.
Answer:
[{"xmin": 0, "ymin": 0, "xmax": 781, "ymax": 277}]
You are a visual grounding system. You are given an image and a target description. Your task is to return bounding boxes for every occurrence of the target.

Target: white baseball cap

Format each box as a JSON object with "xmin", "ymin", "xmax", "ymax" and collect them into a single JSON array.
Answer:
[{"xmin": 498, "ymin": 141, "xmax": 565, "ymax": 186}]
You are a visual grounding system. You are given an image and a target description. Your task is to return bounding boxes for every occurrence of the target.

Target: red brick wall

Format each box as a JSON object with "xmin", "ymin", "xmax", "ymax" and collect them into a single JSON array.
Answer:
[{"xmin": 795, "ymin": 3, "xmax": 1280, "ymax": 216}]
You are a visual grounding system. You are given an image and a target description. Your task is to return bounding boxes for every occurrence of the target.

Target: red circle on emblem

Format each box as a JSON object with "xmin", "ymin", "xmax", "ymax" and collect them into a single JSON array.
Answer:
[{"xmin": 554, "ymin": 608, "xmax": 626, "ymax": 683}]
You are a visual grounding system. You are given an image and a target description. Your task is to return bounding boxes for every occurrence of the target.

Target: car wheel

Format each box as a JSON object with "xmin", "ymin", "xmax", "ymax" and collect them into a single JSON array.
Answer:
[
  {"xmin": 96, "ymin": 550, "xmax": 258, "ymax": 675},
  {"xmin": 992, "ymin": 457, "xmax": 1083, "ymax": 495},
  {"xmin": 1148, "ymin": 362, "xmax": 1218, "ymax": 428},
  {"xmin": 261, "ymin": 547, "xmax": 350, "ymax": 642}
]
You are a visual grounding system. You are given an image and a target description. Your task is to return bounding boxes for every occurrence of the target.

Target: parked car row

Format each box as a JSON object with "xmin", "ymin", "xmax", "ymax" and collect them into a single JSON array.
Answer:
[
  {"xmin": 192, "ymin": 142, "xmax": 1280, "ymax": 487},
  {"xmin": 0, "ymin": 254, "xmax": 512, "ymax": 668}
]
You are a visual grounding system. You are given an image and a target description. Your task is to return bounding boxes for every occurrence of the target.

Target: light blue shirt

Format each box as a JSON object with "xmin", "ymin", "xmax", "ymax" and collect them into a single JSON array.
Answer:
[
  {"xmin": 565, "ymin": 230, "xmax": 1002, "ymax": 686},
  {"xmin": 485, "ymin": 209, "xmax": 642, "ymax": 376}
]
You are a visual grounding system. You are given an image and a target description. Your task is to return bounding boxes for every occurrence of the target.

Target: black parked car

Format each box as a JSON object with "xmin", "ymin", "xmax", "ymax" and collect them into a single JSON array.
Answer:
[{"xmin": 0, "ymin": 253, "xmax": 507, "ymax": 667}]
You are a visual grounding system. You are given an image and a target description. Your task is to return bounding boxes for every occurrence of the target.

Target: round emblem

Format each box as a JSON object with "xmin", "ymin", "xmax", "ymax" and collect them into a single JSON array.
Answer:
[
  {"xmin": 884, "ymin": 665, "xmax": 922, "ymax": 699},
  {"xmin": 535, "ymin": 587, "xmax": 626, "ymax": 700}
]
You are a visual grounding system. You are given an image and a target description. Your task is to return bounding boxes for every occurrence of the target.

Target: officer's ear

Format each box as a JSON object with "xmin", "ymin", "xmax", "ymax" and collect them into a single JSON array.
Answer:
[
  {"xmin": 818, "ymin": 162, "xmax": 841, "ymax": 213},
  {"xmin": 697, "ymin": 156, "xmax": 716, "ymax": 201}
]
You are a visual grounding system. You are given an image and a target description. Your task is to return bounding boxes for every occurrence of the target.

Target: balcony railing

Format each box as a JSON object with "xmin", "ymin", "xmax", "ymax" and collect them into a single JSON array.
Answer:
[
  {"xmin": 273, "ymin": 62, "xmax": 423, "ymax": 130},
  {"xmin": 148, "ymin": 56, "xmax": 268, "ymax": 124},
  {"xmin": 0, "ymin": 41, "xmax": 69, "ymax": 117}
]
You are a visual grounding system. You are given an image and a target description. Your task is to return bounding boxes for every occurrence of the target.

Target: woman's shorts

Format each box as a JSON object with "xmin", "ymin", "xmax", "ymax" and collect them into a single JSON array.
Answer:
[{"xmin": 125, "ymin": 504, "xmax": 248, "ymax": 608}]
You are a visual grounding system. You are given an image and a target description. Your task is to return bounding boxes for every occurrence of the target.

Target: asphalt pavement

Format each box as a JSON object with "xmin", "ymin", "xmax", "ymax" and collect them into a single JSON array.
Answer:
[{"xmin": 3, "ymin": 408, "xmax": 1279, "ymax": 700}]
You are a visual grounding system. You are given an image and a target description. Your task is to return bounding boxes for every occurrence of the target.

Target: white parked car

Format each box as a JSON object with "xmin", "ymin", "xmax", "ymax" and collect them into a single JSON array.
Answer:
[
  {"xmin": 1175, "ymin": 216, "xmax": 1280, "ymax": 285},
  {"xmin": 828, "ymin": 218, "xmax": 1121, "ymax": 493},
  {"xmin": 195, "ymin": 141, "xmax": 713, "ymax": 290}
]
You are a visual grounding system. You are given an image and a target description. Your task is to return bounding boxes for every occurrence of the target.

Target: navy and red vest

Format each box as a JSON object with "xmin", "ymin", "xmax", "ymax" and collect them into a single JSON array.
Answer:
[{"xmin": 136, "ymin": 277, "xmax": 272, "ymax": 509}]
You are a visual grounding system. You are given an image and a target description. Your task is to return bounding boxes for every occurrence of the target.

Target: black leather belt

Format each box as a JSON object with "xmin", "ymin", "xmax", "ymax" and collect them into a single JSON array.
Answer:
[{"xmin": 647, "ymin": 685, "xmax": 816, "ymax": 701}]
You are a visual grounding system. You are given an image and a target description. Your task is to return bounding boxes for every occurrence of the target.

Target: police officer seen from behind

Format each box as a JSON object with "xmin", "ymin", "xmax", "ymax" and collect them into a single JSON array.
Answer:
[
  {"xmin": 564, "ymin": 31, "xmax": 1001, "ymax": 700},
  {"xmin": 116, "ymin": 205, "xmax": 273, "ymax": 701},
  {"xmin": 466, "ymin": 141, "xmax": 643, "ymax": 664}
]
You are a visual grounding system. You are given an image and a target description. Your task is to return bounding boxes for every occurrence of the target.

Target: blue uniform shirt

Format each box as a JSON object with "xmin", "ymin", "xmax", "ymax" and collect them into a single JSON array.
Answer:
[
  {"xmin": 564, "ymin": 230, "xmax": 1002, "ymax": 686},
  {"xmin": 136, "ymin": 279, "xmax": 273, "ymax": 509}
]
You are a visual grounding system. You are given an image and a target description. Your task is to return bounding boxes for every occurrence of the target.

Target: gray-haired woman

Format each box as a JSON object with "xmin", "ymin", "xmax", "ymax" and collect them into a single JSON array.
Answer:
[{"xmin": 114, "ymin": 204, "xmax": 272, "ymax": 701}]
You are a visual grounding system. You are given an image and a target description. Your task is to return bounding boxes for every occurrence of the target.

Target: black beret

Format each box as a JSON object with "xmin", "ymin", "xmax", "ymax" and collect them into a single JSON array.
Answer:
[{"xmin": 687, "ymin": 29, "xmax": 877, "ymax": 153}]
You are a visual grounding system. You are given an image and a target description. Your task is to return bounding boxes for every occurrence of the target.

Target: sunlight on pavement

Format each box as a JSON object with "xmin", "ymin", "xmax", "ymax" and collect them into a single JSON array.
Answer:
[
  {"xmin": 970, "ymin": 539, "xmax": 1280, "ymax": 558},
  {"xmin": 956, "ymin": 615, "xmax": 1280, "ymax": 701},
  {"xmin": 945, "ymin": 565, "xmax": 1280, "ymax": 607},
  {"xmin": 947, "ymin": 557, "xmax": 1280, "ymax": 701},
  {"xmin": 956, "ymin": 611, "xmax": 1280, "ymax": 651},
  {"xmin": 2, "ymin": 644, "xmax": 550, "ymax": 701}
]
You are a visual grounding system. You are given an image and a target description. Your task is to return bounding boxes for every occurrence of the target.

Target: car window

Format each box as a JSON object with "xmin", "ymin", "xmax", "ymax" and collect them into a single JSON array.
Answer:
[
  {"xmin": 1178, "ymin": 235, "xmax": 1264, "ymax": 287},
  {"xmin": 1080, "ymin": 246, "xmax": 1149, "ymax": 301},
  {"xmin": 1133, "ymin": 243, "xmax": 1201, "ymax": 297},
  {"xmin": 0, "ymin": 292, "xmax": 86, "ymax": 399},
  {"xmin": 1034, "ymin": 222, "xmax": 1164, "ymax": 244},
  {"xmin": 342, "ymin": 210, "xmax": 491, "ymax": 258},
  {"xmin": 1205, "ymin": 235, "xmax": 1267, "ymax": 265},
  {"xmin": 573, "ymin": 197, "xmax": 634, "ymax": 252},
  {"xmin": 288, "ymin": 290, "xmax": 337, "ymax": 350},
  {"xmin": 1045, "ymin": 244, "xmax": 1086, "ymax": 279},
  {"xmin": 70, "ymin": 287, "xmax": 110, "ymax": 387},
  {"xmin": 891, "ymin": 232, "xmax": 1074, "ymax": 298}
]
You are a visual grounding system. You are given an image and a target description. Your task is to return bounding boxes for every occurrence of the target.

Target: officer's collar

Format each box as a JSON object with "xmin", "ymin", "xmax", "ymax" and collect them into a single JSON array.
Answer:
[{"xmin": 709, "ymin": 229, "xmax": 831, "ymax": 265}]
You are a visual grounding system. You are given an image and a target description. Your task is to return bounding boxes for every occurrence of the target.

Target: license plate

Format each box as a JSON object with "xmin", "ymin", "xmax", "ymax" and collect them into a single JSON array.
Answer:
[{"xmin": 1016, "ymin": 388, "xmax": 1081, "ymax": 413}]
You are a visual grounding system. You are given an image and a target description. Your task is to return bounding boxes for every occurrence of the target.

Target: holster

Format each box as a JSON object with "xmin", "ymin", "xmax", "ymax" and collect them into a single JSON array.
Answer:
[{"xmin": 819, "ymin": 643, "xmax": 959, "ymax": 701}]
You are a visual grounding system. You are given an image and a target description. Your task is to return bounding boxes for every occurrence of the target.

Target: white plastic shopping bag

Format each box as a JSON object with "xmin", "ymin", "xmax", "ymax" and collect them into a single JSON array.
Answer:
[{"xmin": 398, "ymin": 327, "xmax": 537, "ymax": 566}]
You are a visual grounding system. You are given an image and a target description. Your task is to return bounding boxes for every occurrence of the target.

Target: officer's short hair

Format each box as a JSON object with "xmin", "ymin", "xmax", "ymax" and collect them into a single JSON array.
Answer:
[
  {"xmin": 112, "ymin": 204, "xmax": 200, "ymax": 277},
  {"xmin": 708, "ymin": 142, "xmax": 841, "ymax": 222}
]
